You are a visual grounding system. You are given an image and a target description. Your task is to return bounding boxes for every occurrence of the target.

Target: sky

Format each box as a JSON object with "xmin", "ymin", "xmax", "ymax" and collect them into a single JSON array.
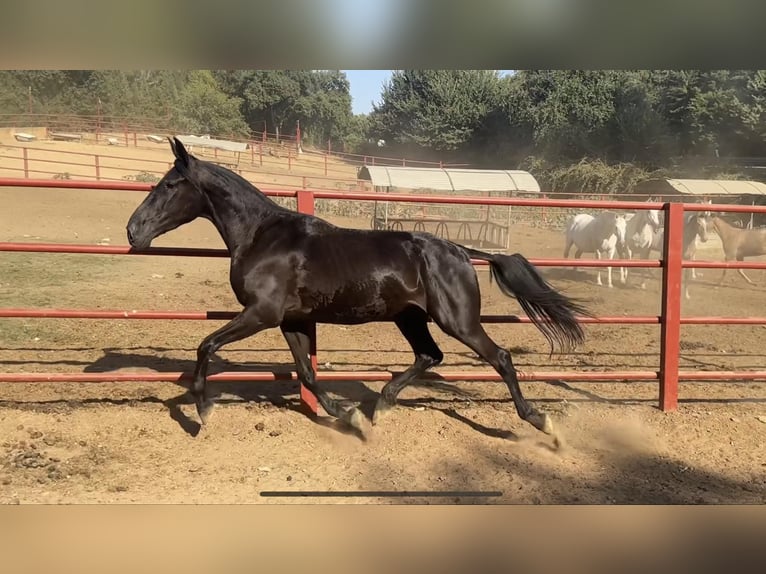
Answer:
[{"xmin": 343, "ymin": 70, "xmax": 515, "ymax": 115}]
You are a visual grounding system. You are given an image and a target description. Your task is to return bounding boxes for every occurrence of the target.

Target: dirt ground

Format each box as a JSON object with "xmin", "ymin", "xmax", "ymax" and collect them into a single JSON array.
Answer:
[{"xmin": 1, "ymin": 185, "xmax": 765, "ymax": 505}]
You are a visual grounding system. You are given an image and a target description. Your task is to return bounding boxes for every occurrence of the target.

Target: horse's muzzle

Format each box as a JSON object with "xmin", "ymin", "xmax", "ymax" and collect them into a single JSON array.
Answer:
[{"xmin": 126, "ymin": 223, "xmax": 150, "ymax": 249}]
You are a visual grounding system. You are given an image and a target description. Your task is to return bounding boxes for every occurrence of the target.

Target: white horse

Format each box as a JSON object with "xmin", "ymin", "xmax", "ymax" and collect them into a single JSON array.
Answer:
[
  {"xmin": 624, "ymin": 202, "xmax": 662, "ymax": 289},
  {"xmin": 563, "ymin": 211, "xmax": 628, "ymax": 288}
]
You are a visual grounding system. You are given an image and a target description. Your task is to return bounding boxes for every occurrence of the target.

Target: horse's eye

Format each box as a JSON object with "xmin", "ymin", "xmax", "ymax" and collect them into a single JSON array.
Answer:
[{"xmin": 166, "ymin": 181, "xmax": 176, "ymax": 189}]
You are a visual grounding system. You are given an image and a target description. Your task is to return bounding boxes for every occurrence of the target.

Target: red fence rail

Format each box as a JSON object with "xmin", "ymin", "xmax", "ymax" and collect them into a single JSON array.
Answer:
[{"xmin": 3, "ymin": 178, "xmax": 766, "ymax": 415}]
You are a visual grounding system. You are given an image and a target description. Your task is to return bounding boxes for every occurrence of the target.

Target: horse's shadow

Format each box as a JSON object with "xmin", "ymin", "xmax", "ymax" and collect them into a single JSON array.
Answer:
[
  {"xmin": 82, "ymin": 348, "xmax": 501, "ymax": 440},
  {"xmin": 82, "ymin": 349, "xmax": 473, "ymax": 439}
]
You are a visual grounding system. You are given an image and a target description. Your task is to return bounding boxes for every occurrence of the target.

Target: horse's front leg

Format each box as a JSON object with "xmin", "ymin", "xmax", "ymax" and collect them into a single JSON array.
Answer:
[
  {"xmin": 639, "ymin": 247, "xmax": 651, "ymax": 290},
  {"xmin": 281, "ymin": 324, "xmax": 367, "ymax": 434},
  {"xmin": 605, "ymin": 248, "xmax": 615, "ymax": 288},
  {"xmin": 737, "ymin": 265, "xmax": 756, "ymax": 285},
  {"xmin": 621, "ymin": 246, "xmax": 631, "ymax": 284},
  {"xmin": 691, "ymin": 251, "xmax": 699, "ymax": 279},
  {"xmin": 595, "ymin": 250, "xmax": 604, "ymax": 286},
  {"xmin": 190, "ymin": 305, "xmax": 278, "ymax": 425}
]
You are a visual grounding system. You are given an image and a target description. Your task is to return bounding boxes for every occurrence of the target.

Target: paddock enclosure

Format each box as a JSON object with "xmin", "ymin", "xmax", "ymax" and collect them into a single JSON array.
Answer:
[{"xmin": 1, "ymin": 178, "xmax": 765, "ymax": 504}]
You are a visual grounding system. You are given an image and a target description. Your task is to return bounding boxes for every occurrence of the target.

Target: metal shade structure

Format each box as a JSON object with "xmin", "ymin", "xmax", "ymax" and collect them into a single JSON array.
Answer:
[
  {"xmin": 358, "ymin": 166, "xmax": 541, "ymax": 253},
  {"xmin": 635, "ymin": 178, "xmax": 766, "ymax": 197},
  {"xmin": 358, "ymin": 166, "xmax": 541, "ymax": 193}
]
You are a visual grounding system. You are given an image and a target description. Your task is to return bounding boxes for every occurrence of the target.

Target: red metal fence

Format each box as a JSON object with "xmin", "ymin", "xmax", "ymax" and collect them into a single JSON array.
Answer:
[{"xmin": 2, "ymin": 177, "xmax": 766, "ymax": 415}]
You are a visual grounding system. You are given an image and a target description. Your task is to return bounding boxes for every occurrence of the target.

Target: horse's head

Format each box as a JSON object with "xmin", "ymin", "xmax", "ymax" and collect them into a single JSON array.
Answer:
[
  {"xmin": 614, "ymin": 213, "xmax": 628, "ymax": 252},
  {"xmin": 647, "ymin": 208, "xmax": 662, "ymax": 231},
  {"xmin": 126, "ymin": 137, "xmax": 207, "ymax": 249},
  {"xmin": 696, "ymin": 214, "xmax": 710, "ymax": 243}
]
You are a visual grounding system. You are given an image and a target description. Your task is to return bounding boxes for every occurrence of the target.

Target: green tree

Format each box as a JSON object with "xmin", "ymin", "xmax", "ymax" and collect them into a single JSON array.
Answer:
[
  {"xmin": 214, "ymin": 69, "xmax": 355, "ymax": 148},
  {"xmin": 369, "ymin": 70, "xmax": 505, "ymax": 153},
  {"xmin": 172, "ymin": 71, "xmax": 249, "ymax": 137},
  {"xmin": 508, "ymin": 70, "xmax": 618, "ymax": 161}
]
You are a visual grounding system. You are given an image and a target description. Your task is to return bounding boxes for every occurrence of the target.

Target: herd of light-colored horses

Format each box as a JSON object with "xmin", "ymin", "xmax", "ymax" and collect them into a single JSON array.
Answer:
[{"xmin": 562, "ymin": 198, "xmax": 766, "ymax": 299}]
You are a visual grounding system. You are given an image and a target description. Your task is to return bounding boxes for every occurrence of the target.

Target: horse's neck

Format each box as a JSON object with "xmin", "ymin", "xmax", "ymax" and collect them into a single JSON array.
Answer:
[
  {"xmin": 631, "ymin": 211, "xmax": 652, "ymax": 232},
  {"xmin": 713, "ymin": 217, "xmax": 735, "ymax": 241},
  {"xmin": 201, "ymin": 176, "xmax": 287, "ymax": 254},
  {"xmin": 682, "ymin": 221, "xmax": 700, "ymax": 250},
  {"xmin": 595, "ymin": 215, "xmax": 615, "ymax": 235}
]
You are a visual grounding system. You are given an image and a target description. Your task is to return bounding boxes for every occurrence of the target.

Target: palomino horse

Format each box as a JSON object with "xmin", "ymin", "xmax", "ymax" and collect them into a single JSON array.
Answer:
[
  {"xmin": 709, "ymin": 215, "xmax": 766, "ymax": 286},
  {"xmin": 563, "ymin": 211, "xmax": 628, "ymax": 288},
  {"xmin": 126, "ymin": 138, "xmax": 591, "ymax": 444},
  {"xmin": 623, "ymin": 201, "xmax": 662, "ymax": 289}
]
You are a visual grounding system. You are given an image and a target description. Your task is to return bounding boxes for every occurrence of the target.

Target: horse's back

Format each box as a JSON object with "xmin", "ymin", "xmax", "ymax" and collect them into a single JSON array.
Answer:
[
  {"xmin": 567, "ymin": 213, "xmax": 608, "ymax": 251},
  {"xmin": 567, "ymin": 213, "xmax": 594, "ymax": 232},
  {"xmin": 282, "ymin": 225, "xmax": 444, "ymax": 323}
]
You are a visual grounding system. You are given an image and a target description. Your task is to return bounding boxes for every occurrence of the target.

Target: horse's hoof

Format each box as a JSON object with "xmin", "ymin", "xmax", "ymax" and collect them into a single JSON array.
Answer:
[
  {"xmin": 372, "ymin": 398, "xmax": 393, "ymax": 426},
  {"xmin": 196, "ymin": 399, "xmax": 215, "ymax": 426},
  {"xmin": 527, "ymin": 410, "xmax": 555, "ymax": 435},
  {"xmin": 341, "ymin": 406, "xmax": 368, "ymax": 434}
]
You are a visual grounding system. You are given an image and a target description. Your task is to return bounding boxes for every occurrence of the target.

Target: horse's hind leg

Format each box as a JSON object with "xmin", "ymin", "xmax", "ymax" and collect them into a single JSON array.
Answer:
[
  {"xmin": 442, "ymin": 320, "xmax": 554, "ymax": 440},
  {"xmin": 428, "ymin": 291, "xmax": 555, "ymax": 440},
  {"xmin": 573, "ymin": 248, "xmax": 583, "ymax": 273},
  {"xmin": 280, "ymin": 323, "xmax": 366, "ymax": 434},
  {"xmin": 190, "ymin": 306, "xmax": 276, "ymax": 425},
  {"xmin": 372, "ymin": 306, "xmax": 444, "ymax": 425},
  {"xmin": 595, "ymin": 250, "xmax": 608, "ymax": 287},
  {"xmin": 639, "ymin": 247, "xmax": 650, "ymax": 289},
  {"xmin": 563, "ymin": 237, "xmax": 573, "ymax": 259},
  {"xmin": 736, "ymin": 256, "xmax": 756, "ymax": 285}
]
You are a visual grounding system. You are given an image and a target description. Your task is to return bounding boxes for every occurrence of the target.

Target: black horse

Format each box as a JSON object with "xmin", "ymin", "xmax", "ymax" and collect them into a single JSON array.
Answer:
[{"xmin": 126, "ymin": 138, "xmax": 590, "ymax": 443}]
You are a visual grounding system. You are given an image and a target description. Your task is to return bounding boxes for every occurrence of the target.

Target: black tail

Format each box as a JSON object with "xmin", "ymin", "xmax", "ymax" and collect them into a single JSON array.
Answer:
[{"xmin": 465, "ymin": 248, "xmax": 592, "ymax": 354}]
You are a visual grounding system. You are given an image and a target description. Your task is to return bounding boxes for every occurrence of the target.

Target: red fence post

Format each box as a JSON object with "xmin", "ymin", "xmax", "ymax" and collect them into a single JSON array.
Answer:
[
  {"xmin": 659, "ymin": 201, "xmax": 684, "ymax": 411},
  {"xmin": 94, "ymin": 155, "xmax": 100, "ymax": 181},
  {"xmin": 22, "ymin": 147, "xmax": 29, "ymax": 178},
  {"xmin": 296, "ymin": 189, "xmax": 319, "ymax": 416}
]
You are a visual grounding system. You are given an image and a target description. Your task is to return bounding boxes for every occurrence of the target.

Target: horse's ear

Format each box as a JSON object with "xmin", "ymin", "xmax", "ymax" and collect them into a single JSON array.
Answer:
[{"xmin": 170, "ymin": 136, "xmax": 191, "ymax": 169}]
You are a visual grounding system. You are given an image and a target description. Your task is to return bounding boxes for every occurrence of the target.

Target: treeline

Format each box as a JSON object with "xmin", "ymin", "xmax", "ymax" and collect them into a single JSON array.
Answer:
[
  {"xmin": 369, "ymin": 70, "xmax": 766, "ymax": 192},
  {"xmin": 0, "ymin": 70, "xmax": 357, "ymax": 149},
  {"xmin": 2, "ymin": 70, "xmax": 765, "ymax": 192}
]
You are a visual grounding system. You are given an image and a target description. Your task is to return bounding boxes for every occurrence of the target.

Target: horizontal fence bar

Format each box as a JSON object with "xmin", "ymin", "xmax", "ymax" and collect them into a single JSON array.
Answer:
[
  {"xmin": 1, "ymin": 369, "xmax": 765, "ymax": 384},
  {"xmin": 0, "ymin": 178, "xmax": 297, "ymax": 198},
  {"xmin": 6, "ymin": 177, "xmax": 766, "ymax": 214},
  {"xmin": 0, "ymin": 242, "xmax": 230, "ymax": 257},
  {"xmin": 7, "ymin": 177, "xmax": 766, "ymax": 217},
  {"xmin": 4, "ymin": 308, "xmax": 766, "ymax": 325},
  {"xmin": 0, "ymin": 370, "xmax": 659, "ymax": 383},
  {"xmin": 0, "ymin": 242, "xmax": 668, "ymax": 268},
  {"xmin": 7, "ymin": 242, "xmax": 766, "ymax": 271}
]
